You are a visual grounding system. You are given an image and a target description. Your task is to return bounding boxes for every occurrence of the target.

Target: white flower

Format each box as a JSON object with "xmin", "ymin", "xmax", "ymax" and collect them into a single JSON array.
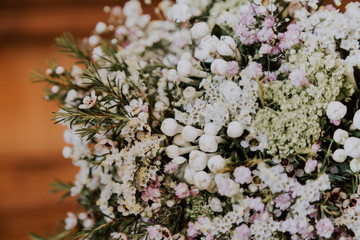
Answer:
[
  {"xmin": 190, "ymin": 22, "xmax": 210, "ymax": 40},
  {"xmin": 207, "ymin": 155, "xmax": 226, "ymax": 173},
  {"xmin": 161, "ymin": 118, "xmax": 183, "ymax": 136},
  {"xmin": 169, "ymin": 4, "xmax": 191, "ymax": 23},
  {"xmin": 333, "ymin": 129, "xmax": 349, "ymax": 145},
  {"xmin": 227, "ymin": 121, "xmax": 245, "ymax": 138},
  {"xmin": 193, "ymin": 171, "xmax": 212, "ymax": 190},
  {"xmin": 79, "ymin": 90, "xmax": 97, "ymax": 109},
  {"xmin": 326, "ymin": 101, "xmax": 347, "ymax": 121},
  {"xmin": 344, "ymin": 137, "xmax": 360, "ymax": 158},
  {"xmin": 289, "ymin": 69, "xmax": 308, "ymax": 87},
  {"xmin": 166, "ymin": 145, "xmax": 197, "ymax": 158},
  {"xmin": 189, "ymin": 150, "xmax": 208, "ymax": 171},
  {"xmin": 211, "ymin": 59, "xmax": 228, "ymax": 76},
  {"xmin": 350, "ymin": 158, "xmax": 360, "ymax": 172},
  {"xmin": 173, "ymin": 134, "xmax": 191, "ymax": 147},
  {"xmin": 64, "ymin": 212, "xmax": 77, "ymax": 230},
  {"xmin": 55, "ymin": 66, "xmax": 65, "ymax": 75},
  {"xmin": 217, "ymin": 36, "xmax": 238, "ymax": 57},
  {"xmin": 209, "ymin": 197, "xmax": 222, "ymax": 212},
  {"xmin": 181, "ymin": 126, "xmax": 203, "ymax": 142},
  {"xmin": 332, "ymin": 149, "xmax": 347, "ymax": 163},
  {"xmin": 353, "ymin": 110, "xmax": 360, "ymax": 130},
  {"xmin": 123, "ymin": 0, "xmax": 142, "ymax": 17}
]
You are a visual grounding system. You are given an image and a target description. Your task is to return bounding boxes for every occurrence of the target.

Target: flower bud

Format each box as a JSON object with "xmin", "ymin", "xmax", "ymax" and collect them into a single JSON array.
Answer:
[
  {"xmin": 227, "ymin": 121, "xmax": 245, "ymax": 138},
  {"xmin": 172, "ymin": 156, "xmax": 187, "ymax": 164},
  {"xmin": 326, "ymin": 101, "xmax": 347, "ymax": 121},
  {"xmin": 190, "ymin": 22, "xmax": 210, "ymax": 40},
  {"xmin": 204, "ymin": 122, "xmax": 220, "ymax": 136},
  {"xmin": 177, "ymin": 59, "xmax": 207, "ymax": 78},
  {"xmin": 207, "ymin": 155, "xmax": 226, "ymax": 173},
  {"xmin": 95, "ymin": 22, "xmax": 107, "ymax": 34},
  {"xmin": 189, "ymin": 150, "xmax": 208, "ymax": 171},
  {"xmin": 209, "ymin": 197, "xmax": 222, "ymax": 212},
  {"xmin": 332, "ymin": 149, "xmax": 347, "ymax": 163},
  {"xmin": 161, "ymin": 118, "xmax": 183, "ymax": 136},
  {"xmin": 184, "ymin": 166, "xmax": 197, "ymax": 185},
  {"xmin": 344, "ymin": 137, "xmax": 360, "ymax": 158},
  {"xmin": 62, "ymin": 146, "xmax": 72, "ymax": 158},
  {"xmin": 350, "ymin": 158, "xmax": 360, "ymax": 172},
  {"xmin": 166, "ymin": 145, "xmax": 198, "ymax": 158},
  {"xmin": 173, "ymin": 134, "xmax": 191, "ymax": 147},
  {"xmin": 211, "ymin": 59, "xmax": 228, "ymax": 76},
  {"xmin": 182, "ymin": 126, "xmax": 204, "ymax": 142},
  {"xmin": 217, "ymin": 36, "xmax": 238, "ymax": 57},
  {"xmin": 193, "ymin": 171, "xmax": 212, "ymax": 190},
  {"xmin": 199, "ymin": 134, "xmax": 223, "ymax": 152},
  {"xmin": 333, "ymin": 129, "xmax": 349, "ymax": 145},
  {"xmin": 353, "ymin": 110, "xmax": 360, "ymax": 130},
  {"xmin": 183, "ymin": 87, "xmax": 203, "ymax": 100},
  {"xmin": 201, "ymin": 35, "xmax": 219, "ymax": 54}
]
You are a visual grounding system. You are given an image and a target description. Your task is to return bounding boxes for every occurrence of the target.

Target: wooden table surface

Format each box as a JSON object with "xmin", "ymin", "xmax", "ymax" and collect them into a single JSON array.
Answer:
[{"xmin": 0, "ymin": 0, "xmax": 354, "ymax": 239}]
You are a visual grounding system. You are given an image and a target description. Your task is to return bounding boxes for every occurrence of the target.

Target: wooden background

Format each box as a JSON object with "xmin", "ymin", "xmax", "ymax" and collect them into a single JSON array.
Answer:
[{"xmin": 0, "ymin": 0, "xmax": 354, "ymax": 239}]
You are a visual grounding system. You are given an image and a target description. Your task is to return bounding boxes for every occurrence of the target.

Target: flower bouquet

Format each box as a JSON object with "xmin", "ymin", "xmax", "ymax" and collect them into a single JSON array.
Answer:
[{"xmin": 32, "ymin": 0, "xmax": 360, "ymax": 239}]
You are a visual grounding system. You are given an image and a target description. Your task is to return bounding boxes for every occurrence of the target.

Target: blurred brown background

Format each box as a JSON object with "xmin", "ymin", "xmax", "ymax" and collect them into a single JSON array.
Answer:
[{"xmin": 0, "ymin": 0, "xmax": 354, "ymax": 239}]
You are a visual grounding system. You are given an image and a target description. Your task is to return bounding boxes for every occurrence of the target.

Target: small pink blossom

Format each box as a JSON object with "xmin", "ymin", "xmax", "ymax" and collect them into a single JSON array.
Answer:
[
  {"xmin": 263, "ymin": 15, "xmax": 275, "ymax": 28},
  {"xmin": 141, "ymin": 180, "xmax": 161, "ymax": 203},
  {"xmin": 264, "ymin": 71, "xmax": 277, "ymax": 82},
  {"xmin": 259, "ymin": 43, "xmax": 272, "ymax": 55},
  {"xmin": 141, "ymin": 105, "xmax": 148, "ymax": 113},
  {"xmin": 274, "ymin": 193, "xmax": 292, "ymax": 210},
  {"xmin": 187, "ymin": 222, "xmax": 200, "ymax": 239},
  {"xmin": 330, "ymin": 119, "xmax": 341, "ymax": 126},
  {"xmin": 305, "ymin": 158, "xmax": 318, "ymax": 173},
  {"xmin": 257, "ymin": 27, "xmax": 275, "ymax": 42},
  {"xmin": 164, "ymin": 162, "xmax": 178, "ymax": 174},
  {"xmin": 190, "ymin": 186, "xmax": 200, "ymax": 197},
  {"xmin": 233, "ymin": 24, "xmax": 257, "ymax": 45},
  {"xmin": 174, "ymin": 182, "xmax": 190, "ymax": 199},
  {"xmin": 279, "ymin": 23, "xmax": 300, "ymax": 50},
  {"xmin": 226, "ymin": 61, "xmax": 240, "ymax": 76},
  {"xmin": 243, "ymin": 61, "xmax": 263, "ymax": 79},
  {"xmin": 147, "ymin": 225, "xmax": 162, "ymax": 240},
  {"xmin": 240, "ymin": 14, "xmax": 256, "ymax": 26},
  {"xmin": 311, "ymin": 142, "xmax": 321, "ymax": 152},
  {"xmin": 316, "ymin": 218, "xmax": 334, "ymax": 238},
  {"xmin": 233, "ymin": 224, "xmax": 250, "ymax": 240},
  {"xmin": 234, "ymin": 166, "xmax": 252, "ymax": 184},
  {"xmin": 289, "ymin": 69, "xmax": 308, "ymax": 87}
]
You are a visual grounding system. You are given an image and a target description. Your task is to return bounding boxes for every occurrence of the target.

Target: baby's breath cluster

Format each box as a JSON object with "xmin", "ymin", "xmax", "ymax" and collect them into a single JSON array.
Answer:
[{"xmin": 33, "ymin": 0, "xmax": 360, "ymax": 239}]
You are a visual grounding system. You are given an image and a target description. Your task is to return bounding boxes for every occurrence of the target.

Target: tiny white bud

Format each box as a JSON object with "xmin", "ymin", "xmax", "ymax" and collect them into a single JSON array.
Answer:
[
  {"xmin": 45, "ymin": 68, "xmax": 52, "ymax": 75},
  {"xmin": 227, "ymin": 121, "xmax": 245, "ymax": 138},
  {"xmin": 332, "ymin": 149, "xmax": 347, "ymax": 163},
  {"xmin": 207, "ymin": 155, "xmax": 226, "ymax": 173},
  {"xmin": 55, "ymin": 66, "xmax": 65, "ymax": 75},
  {"xmin": 62, "ymin": 146, "xmax": 72, "ymax": 158},
  {"xmin": 95, "ymin": 22, "xmax": 107, "ymax": 34},
  {"xmin": 201, "ymin": 35, "xmax": 219, "ymax": 54},
  {"xmin": 161, "ymin": 118, "xmax": 183, "ymax": 136},
  {"xmin": 181, "ymin": 126, "xmax": 204, "ymax": 142},
  {"xmin": 326, "ymin": 101, "xmax": 347, "ymax": 121},
  {"xmin": 189, "ymin": 150, "xmax": 208, "ymax": 171},
  {"xmin": 209, "ymin": 197, "xmax": 222, "ymax": 212},
  {"xmin": 51, "ymin": 85, "xmax": 60, "ymax": 93},
  {"xmin": 166, "ymin": 145, "xmax": 198, "ymax": 158},
  {"xmin": 190, "ymin": 22, "xmax": 210, "ymax": 40}
]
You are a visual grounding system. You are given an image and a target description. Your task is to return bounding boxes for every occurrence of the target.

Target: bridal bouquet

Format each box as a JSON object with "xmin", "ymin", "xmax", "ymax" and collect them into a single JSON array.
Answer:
[{"xmin": 33, "ymin": 0, "xmax": 360, "ymax": 239}]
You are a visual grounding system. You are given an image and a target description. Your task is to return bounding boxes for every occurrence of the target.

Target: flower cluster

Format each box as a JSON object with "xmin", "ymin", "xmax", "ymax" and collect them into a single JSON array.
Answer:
[{"xmin": 34, "ymin": 0, "xmax": 360, "ymax": 239}]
